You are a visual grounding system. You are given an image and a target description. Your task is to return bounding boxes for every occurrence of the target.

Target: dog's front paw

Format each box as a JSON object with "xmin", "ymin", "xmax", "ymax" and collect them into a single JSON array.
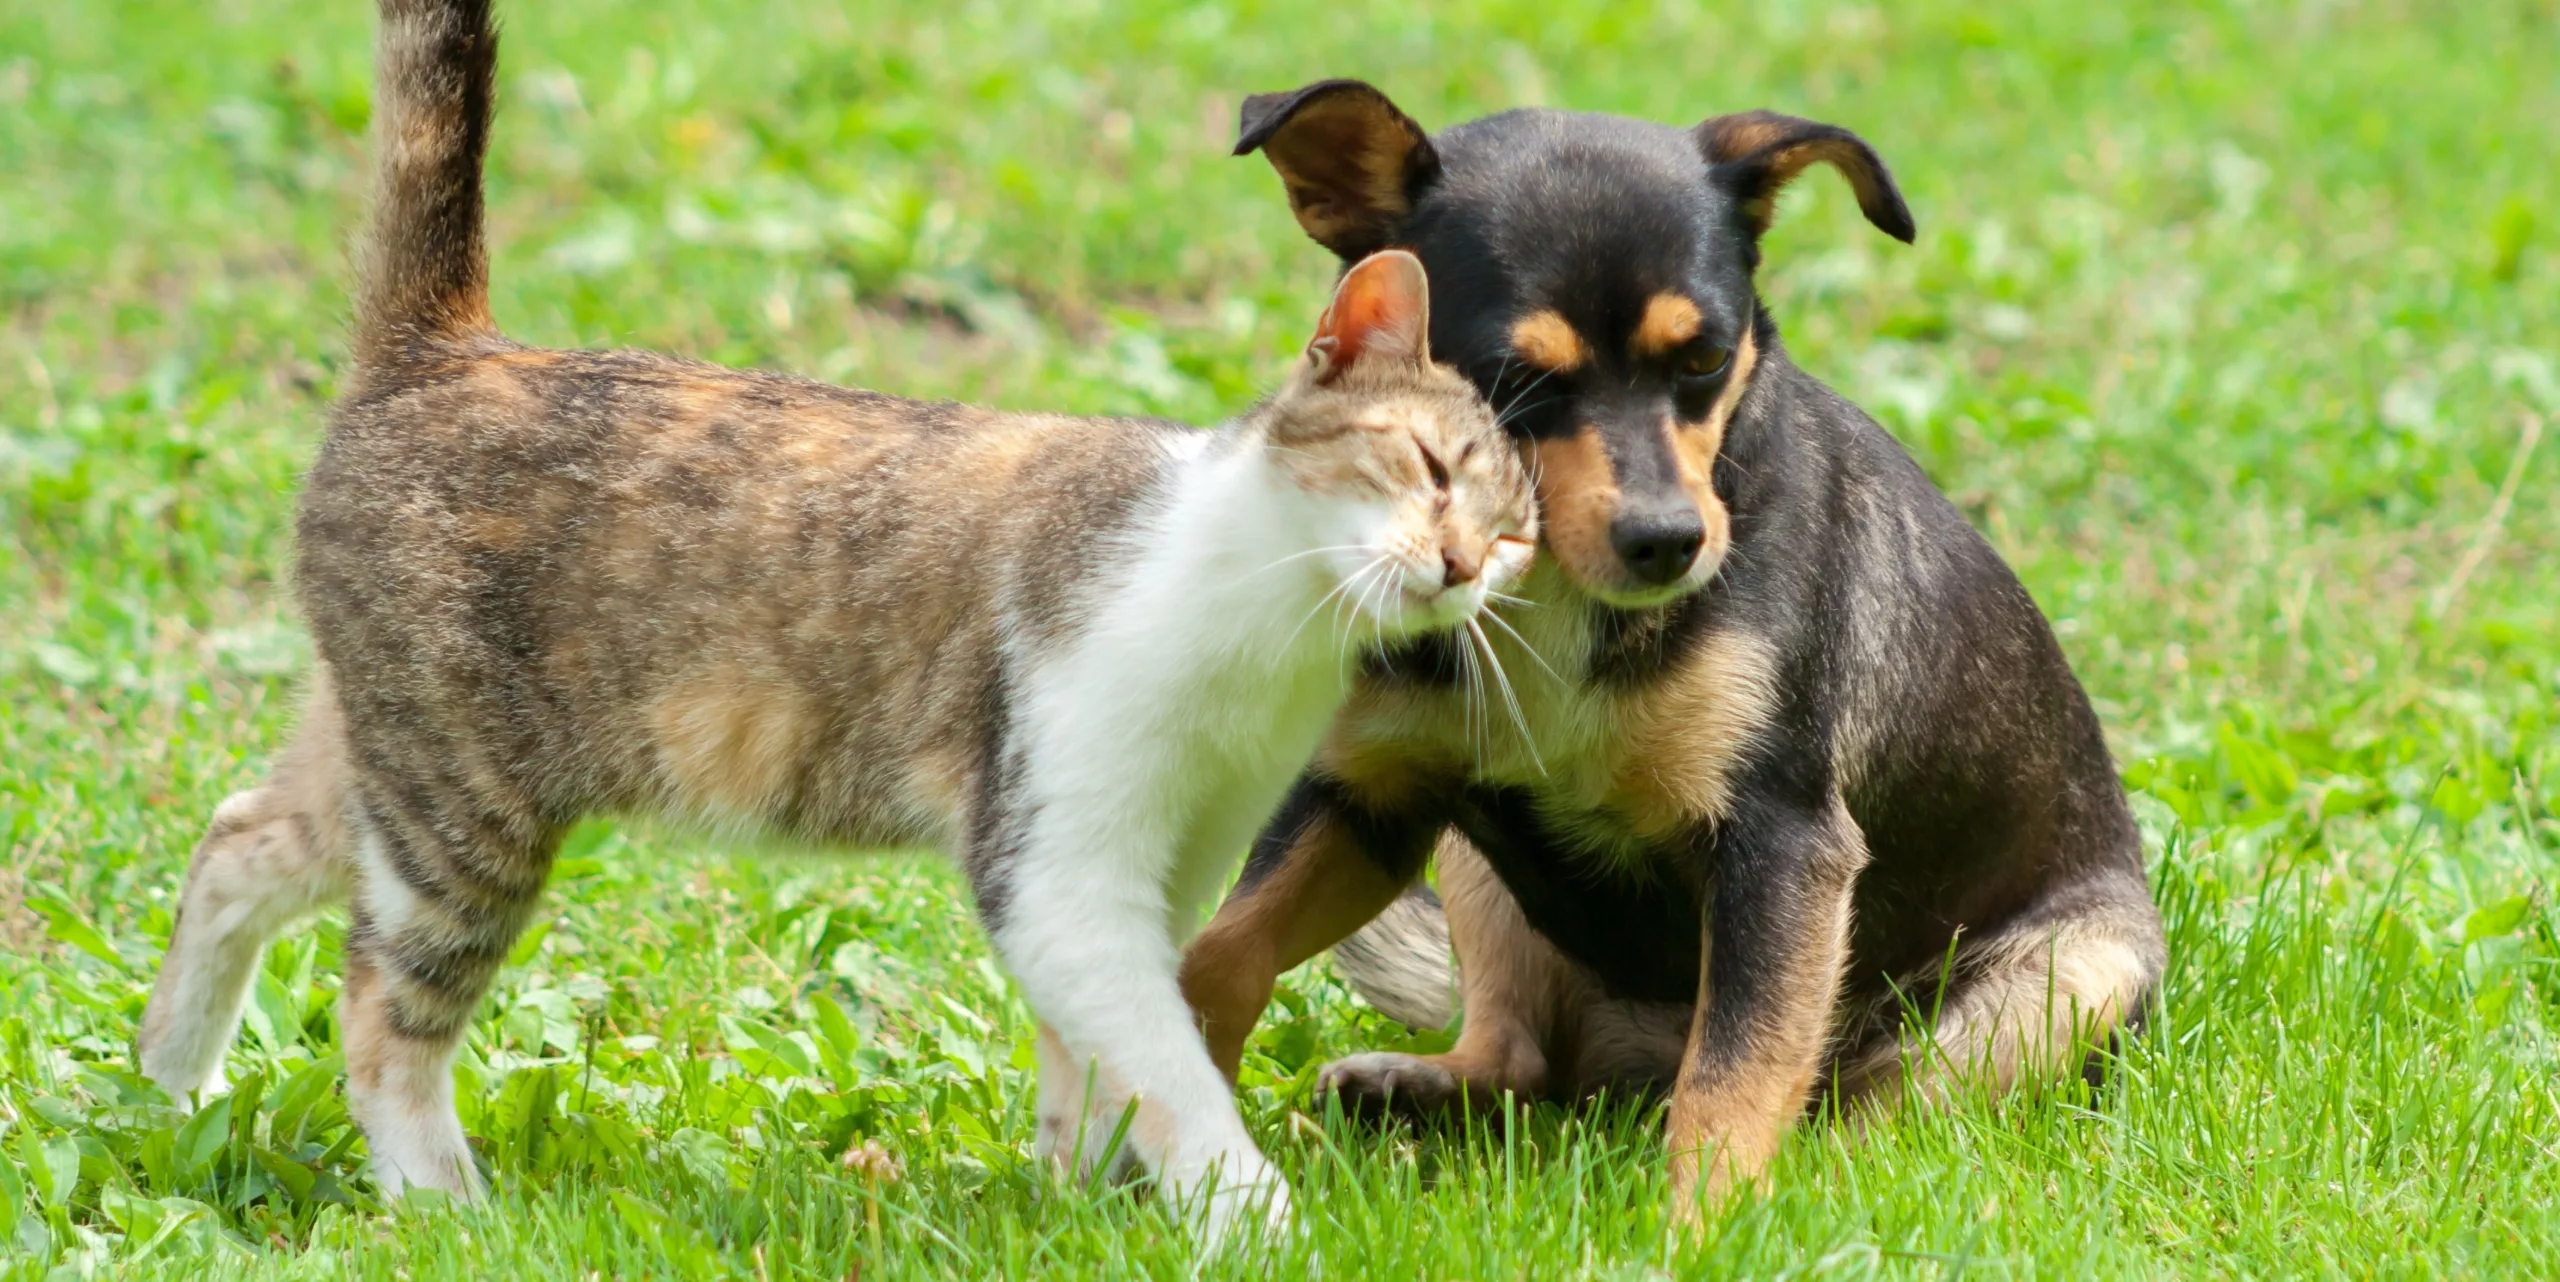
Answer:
[{"xmin": 1315, "ymin": 1051, "xmax": 1468, "ymax": 1116}]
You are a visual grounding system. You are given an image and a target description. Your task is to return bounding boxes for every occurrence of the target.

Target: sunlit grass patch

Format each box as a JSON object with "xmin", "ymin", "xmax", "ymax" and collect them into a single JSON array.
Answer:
[{"xmin": 4, "ymin": 0, "xmax": 2557, "ymax": 1275}]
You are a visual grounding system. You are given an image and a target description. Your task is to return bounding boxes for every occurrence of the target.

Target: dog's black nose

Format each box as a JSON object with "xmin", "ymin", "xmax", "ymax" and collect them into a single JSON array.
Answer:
[{"xmin": 1609, "ymin": 506, "xmax": 1705, "ymax": 586}]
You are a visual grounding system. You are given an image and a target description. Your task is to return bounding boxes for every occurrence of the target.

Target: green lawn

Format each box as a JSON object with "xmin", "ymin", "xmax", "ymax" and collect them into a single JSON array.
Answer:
[{"xmin": 5, "ymin": 0, "xmax": 2558, "ymax": 1275}]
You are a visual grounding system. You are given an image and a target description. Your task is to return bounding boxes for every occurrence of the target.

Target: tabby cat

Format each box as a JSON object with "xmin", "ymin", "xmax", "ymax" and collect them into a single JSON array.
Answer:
[{"xmin": 136, "ymin": 0, "xmax": 1534, "ymax": 1239}]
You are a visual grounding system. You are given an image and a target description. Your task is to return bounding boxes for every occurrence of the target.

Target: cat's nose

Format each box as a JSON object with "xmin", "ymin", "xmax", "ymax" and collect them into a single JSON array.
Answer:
[{"xmin": 1441, "ymin": 547, "xmax": 1481, "ymax": 587}]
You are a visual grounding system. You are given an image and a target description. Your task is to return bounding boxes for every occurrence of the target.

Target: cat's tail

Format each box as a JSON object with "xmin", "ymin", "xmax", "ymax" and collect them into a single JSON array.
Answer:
[
  {"xmin": 1331, "ymin": 884, "xmax": 1460, "ymax": 1030},
  {"xmin": 353, "ymin": 0, "xmax": 502, "ymax": 373}
]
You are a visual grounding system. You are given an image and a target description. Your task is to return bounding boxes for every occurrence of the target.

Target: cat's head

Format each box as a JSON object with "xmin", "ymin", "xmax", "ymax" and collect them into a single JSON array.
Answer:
[{"xmin": 1260, "ymin": 249, "xmax": 1538, "ymax": 638}]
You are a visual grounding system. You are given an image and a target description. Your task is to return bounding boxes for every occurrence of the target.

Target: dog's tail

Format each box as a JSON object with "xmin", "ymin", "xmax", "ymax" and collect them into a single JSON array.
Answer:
[
  {"xmin": 1330, "ymin": 884, "xmax": 1460, "ymax": 1030},
  {"xmin": 353, "ymin": 0, "xmax": 502, "ymax": 373}
]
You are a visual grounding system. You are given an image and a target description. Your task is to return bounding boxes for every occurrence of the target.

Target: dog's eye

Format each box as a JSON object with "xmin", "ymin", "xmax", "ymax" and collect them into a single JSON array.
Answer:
[{"xmin": 1679, "ymin": 347, "xmax": 1733, "ymax": 381}]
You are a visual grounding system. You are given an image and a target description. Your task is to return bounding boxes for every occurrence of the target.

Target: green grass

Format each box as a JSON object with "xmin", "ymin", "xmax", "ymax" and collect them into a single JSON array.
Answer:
[{"xmin": 5, "ymin": 0, "xmax": 2558, "ymax": 1275}]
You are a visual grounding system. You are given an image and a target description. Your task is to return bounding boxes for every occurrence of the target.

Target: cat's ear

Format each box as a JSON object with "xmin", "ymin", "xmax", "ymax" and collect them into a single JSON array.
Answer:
[{"xmin": 1305, "ymin": 249, "xmax": 1431, "ymax": 382}]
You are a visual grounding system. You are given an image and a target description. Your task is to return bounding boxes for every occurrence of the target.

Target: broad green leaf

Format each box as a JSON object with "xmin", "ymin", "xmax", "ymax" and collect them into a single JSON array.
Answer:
[
  {"xmin": 246, "ymin": 969, "xmax": 301, "ymax": 1051},
  {"xmin": 508, "ymin": 1067, "xmax": 560, "ymax": 1172},
  {"xmin": 667, "ymin": 1127, "xmax": 745, "ymax": 1190},
  {"xmin": 226, "ymin": 1071, "xmax": 267, "ymax": 1177},
  {"xmin": 130, "ymin": 1195, "xmax": 245, "ymax": 1262},
  {"xmin": 2473, "ymin": 980, "xmax": 2517, "ymax": 1025},
  {"xmin": 610, "ymin": 1186, "xmax": 670, "ymax": 1235},
  {"xmin": 98, "ymin": 1182, "xmax": 147, "ymax": 1233},
  {"xmin": 2461, "ymin": 895, "xmax": 2534, "ymax": 943},
  {"xmin": 174, "ymin": 1092, "xmax": 235, "ymax": 1179},
  {"xmin": 811, "ymin": 990, "xmax": 862, "ymax": 1060},
  {"xmin": 137, "ymin": 1123, "xmax": 177, "ymax": 1191},
  {"xmin": 268, "ymin": 1056, "xmax": 343, "ymax": 1145},
  {"xmin": 722, "ymin": 1016, "xmax": 813, "ymax": 1079},
  {"xmin": 2217, "ymin": 725, "xmax": 2299, "ymax": 810},
  {"xmin": 505, "ymin": 915, "xmax": 556, "ymax": 967},
  {"xmin": 2431, "ymin": 773, "xmax": 2485, "ymax": 825},
  {"xmin": 26, "ymin": 895, "xmax": 122, "ymax": 971},
  {"xmin": 255, "ymin": 1147, "xmax": 317, "ymax": 1200},
  {"xmin": 20, "ymin": 1132, "xmax": 78, "ymax": 1210}
]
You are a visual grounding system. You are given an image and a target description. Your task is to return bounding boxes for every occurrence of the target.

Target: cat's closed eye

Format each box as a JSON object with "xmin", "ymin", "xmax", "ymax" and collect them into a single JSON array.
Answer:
[{"xmin": 1419, "ymin": 442, "xmax": 1451, "ymax": 491}]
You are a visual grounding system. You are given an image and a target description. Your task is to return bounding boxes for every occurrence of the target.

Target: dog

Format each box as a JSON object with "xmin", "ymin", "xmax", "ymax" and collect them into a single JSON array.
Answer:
[{"xmin": 1176, "ymin": 81, "xmax": 2167, "ymax": 1218}]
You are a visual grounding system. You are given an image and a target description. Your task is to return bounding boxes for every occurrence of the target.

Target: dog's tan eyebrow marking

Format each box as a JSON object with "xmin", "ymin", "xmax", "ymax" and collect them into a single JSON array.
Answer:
[
  {"xmin": 1633, "ymin": 293, "xmax": 1704, "ymax": 358},
  {"xmin": 1510, "ymin": 309, "xmax": 1591, "ymax": 373}
]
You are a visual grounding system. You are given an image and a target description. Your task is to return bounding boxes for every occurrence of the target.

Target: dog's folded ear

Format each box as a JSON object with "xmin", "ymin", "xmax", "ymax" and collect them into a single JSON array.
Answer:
[
  {"xmin": 1236, "ymin": 80, "xmax": 1442, "ymax": 260},
  {"xmin": 1696, "ymin": 111, "xmax": 1916, "ymax": 244}
]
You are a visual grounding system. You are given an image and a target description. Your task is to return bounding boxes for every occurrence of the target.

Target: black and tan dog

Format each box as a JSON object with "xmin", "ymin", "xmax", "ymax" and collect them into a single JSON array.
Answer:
[{"xmin": 1177, "ymin": 82, "xmax": 2166, "ymax": 1216}]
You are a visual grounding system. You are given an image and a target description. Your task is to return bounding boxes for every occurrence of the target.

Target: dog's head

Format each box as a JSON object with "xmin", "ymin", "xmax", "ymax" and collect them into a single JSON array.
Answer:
[{"xmin": 1237, "ymin": 82, "xmax": 1914, "ymax": 608}]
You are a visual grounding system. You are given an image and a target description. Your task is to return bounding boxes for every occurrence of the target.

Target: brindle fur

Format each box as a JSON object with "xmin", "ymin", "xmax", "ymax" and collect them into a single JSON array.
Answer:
[{"xmin": 1180, "ymin": 83, "xmax": 2166, "ymax": 1220}]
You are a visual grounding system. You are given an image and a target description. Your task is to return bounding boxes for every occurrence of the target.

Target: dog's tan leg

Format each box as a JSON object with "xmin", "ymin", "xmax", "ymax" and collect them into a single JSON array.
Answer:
[
  {"xmin": 1180, "ymin": 794, "xmax": 1422, "ymax": 1081},
  {"xmin": 1315, "ymin": 835, "xmax": 1565, "ymax": 1111},
  {"xmin": 1665, "ymin": 794, "xmax": 1866, "ymax": 1225},
  {"xmin": 139, "ymin": 690, "xmax": 354, "ymax": 1102},
  {"xmin": 1828, "ymin": 890, "xmax": 2164, "ymax": 1113}
]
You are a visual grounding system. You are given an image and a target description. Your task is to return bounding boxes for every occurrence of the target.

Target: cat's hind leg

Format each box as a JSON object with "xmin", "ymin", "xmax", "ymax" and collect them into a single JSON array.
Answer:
[
  {"xmin": 337, "ymin": 770, "xmax": 559, "ymax": 1201},
  {"xmin": 140, "ymin": 692, "xmax": 355, "ymax": 1103}
]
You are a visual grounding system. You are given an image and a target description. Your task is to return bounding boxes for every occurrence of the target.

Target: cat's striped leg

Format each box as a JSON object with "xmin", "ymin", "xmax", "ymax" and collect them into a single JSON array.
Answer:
[
  {"xmin": 338, "ymin": 778, "xmax": 556, "ymax": 1201},
  {"xmin": 141, "ymin": 693, "xmax": 354, "ymax": 1103}
]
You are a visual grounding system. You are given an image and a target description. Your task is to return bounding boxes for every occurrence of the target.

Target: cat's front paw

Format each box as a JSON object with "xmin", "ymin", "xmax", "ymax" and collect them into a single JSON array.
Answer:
[
  {"xmin": 1188, "ymin": 1153, "xmax": 1292, "ymax": 1251},
  {"xmin": 1035, "ymin": 1105, "xmax": 1143, "ymax": 1183}
]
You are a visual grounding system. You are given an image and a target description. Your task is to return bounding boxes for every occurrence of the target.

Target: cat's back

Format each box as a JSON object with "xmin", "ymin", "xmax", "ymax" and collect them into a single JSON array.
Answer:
[
  {"xmin": 298, "ymin": 342, "xmax": 1194, "ymax": 833},
  {"xmin": 302, "ymin": 342, "xmax": 1187, "ymax": 625},
  {"xmin": 313, "ymin": 343, "xmax": 1175, "ymax": 519}
]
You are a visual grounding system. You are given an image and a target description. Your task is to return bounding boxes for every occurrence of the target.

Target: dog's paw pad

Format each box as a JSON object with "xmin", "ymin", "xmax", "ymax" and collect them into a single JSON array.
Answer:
[{"xmin": 1316, "ymin": 1052, "xmax": 1461, "ymax": 1115}]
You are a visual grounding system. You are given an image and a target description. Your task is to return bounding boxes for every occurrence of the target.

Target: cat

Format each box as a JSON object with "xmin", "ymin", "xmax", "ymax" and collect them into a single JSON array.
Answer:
[{"xmin": 135, "ymin": 0, "xmax": 1536, "ymax": 1241}]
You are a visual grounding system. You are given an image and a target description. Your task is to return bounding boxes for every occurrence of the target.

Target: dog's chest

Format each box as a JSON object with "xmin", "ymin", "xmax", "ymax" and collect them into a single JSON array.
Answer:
[
  {"xmin": 1346, "ymin": 602, "xmax": 1783, "ymax": 847},
  {"xmin": 1330, "ymin": 601, "xmax": 1787, "ymax": 1001},
  {"xmin": 1449, "ymin": 783, "xmax": 1708, "ymax": 1003}
]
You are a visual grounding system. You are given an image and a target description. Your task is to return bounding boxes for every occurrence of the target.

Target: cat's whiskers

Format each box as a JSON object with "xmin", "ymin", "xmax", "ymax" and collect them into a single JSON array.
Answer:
[
  {"xmin": 1246, "ymin": 543, "xmax": 1373, "ymax": 582},
  {"xmin": 1454, "ymin": 616, "xmax": 1491, "ymax": 772},
  {"xmin": 1353, "ymin": 561, "xmax": 1400, "ymax": 658},
  {"xmin": 1477, "ymin": 602, "xmax": 1563, "ymax": 684},
  {"xmin": 1494, "ymin": 395, "xmax": 1562, "ymax": 434},
  {"xmin": 1281, "ymin": 554, "xmax": 1387, "ymax": 659},
  {"xmin": 1382, "ymin": 563, "xmax": 1411, "ymax": 656},
  {"xmin": 1493, "ymin": 365, "xmax": 1560, "ymax": 431},
  {"xmin": 1467, "ymin": 615, "xmax": 1545, "ymax": 776},
  {"xmin": 1333, "ymin": 557, "xmax": 1393, "ymax": 658}
]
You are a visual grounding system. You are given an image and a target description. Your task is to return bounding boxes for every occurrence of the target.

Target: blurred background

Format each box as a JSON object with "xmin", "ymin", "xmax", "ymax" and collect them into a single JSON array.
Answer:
[{"xmin": 2, "ymin": 1, "xmax": 2555, "ymax": 1275}]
